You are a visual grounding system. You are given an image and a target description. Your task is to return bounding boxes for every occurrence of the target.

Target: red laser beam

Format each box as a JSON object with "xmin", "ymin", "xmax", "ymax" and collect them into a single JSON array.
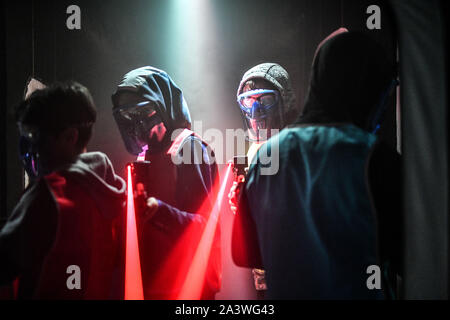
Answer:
[
  {"xmin": 145, "ymin": 162, "xmax": 233, "ymax": 299},
  {"xmin": 125, "ymin": 165, "xmax": 144, "ymax": 300},
  {"xmin": 177, "ymin": 162, "xmax": 233, "ymax": 300}
]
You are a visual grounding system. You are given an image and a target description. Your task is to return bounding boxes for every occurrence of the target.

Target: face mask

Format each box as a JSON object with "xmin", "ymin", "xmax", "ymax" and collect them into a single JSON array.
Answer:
[
  {"xmin": 18, "ymin": 125, "xmax": 41, "ymax": 179},
  {"xmin": 237, "ymin": 89, "xmax": 281, "ymax": 142},
  {"xmin": 113, "ymin": 101, "xmax": 167, "ymax": 155}
]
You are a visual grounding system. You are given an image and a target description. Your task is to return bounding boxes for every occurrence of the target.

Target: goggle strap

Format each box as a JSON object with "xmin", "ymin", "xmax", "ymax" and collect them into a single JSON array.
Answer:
[{"xmin": 237, "ymin": 89, "xmax": 279, "ymax": 100}]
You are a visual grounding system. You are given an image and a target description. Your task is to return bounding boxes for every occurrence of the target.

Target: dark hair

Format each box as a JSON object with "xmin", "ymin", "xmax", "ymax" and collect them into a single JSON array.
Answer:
[{"xmin": 15, "ymin": 81, "xmax": 97, "ymax": 150}]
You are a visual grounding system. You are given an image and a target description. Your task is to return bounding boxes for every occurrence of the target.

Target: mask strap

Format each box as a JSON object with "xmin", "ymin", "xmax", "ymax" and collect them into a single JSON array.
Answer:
[
  {"xmin": 370, "ymin": 79, "xmax": 399, "ymax": 134},
  {"xmin": 136, "ymin": 145, "xmax": 148, "ymax": 162}
]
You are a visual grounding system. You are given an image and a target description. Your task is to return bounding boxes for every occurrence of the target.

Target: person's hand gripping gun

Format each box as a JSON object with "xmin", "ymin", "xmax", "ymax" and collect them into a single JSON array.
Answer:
[{"xmin": 228, "ymin": 156, "xmax": 248, "ymax": 215}]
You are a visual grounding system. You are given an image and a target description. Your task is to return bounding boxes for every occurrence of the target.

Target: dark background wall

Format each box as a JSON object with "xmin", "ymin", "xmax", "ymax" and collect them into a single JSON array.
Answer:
[{"xmin": 2, "ymin": 0, "xmax": 396, "ymax": 299}]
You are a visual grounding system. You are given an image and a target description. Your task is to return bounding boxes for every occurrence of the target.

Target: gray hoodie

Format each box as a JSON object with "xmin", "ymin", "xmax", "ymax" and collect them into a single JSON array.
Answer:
[
  {"xmin": 61, "ymin": 152, "xmax": 126, "ymax": 217},
  {"xmin": 0, "ymin": 152, "xmax": 126, "ymax": 299}
]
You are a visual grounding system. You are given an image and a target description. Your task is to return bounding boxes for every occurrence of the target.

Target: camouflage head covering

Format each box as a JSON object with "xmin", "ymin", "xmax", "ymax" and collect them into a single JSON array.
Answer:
[{"xmin": 237, "ymin": 62, "xmax": 297, "ymax": 128}]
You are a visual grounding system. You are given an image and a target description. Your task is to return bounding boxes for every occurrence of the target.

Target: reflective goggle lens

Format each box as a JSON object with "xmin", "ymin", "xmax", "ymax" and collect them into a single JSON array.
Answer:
[
  {"xmin": 115, "ymin": 101, "xmax": 156, "ymax": 119},
  {"xmin": 238, "ymin": 89, "xmax": 278, "ymax": 109}
]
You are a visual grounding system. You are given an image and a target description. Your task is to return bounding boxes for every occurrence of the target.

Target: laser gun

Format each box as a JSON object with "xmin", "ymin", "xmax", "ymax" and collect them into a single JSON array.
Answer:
[
  {"xmin": 229, "ymin": 156, "xmax": 248, "ymax": 214},
  {"xmin": 127, "ymin": 161, "xmax": 151, "ymax": 185},
  {"xmin": 232, "ymin": 156, "xmax": 248, "ymax": 177},
  {"xmin": 127, "ymin": 161, "xmax": 152, "ymax": 218}
]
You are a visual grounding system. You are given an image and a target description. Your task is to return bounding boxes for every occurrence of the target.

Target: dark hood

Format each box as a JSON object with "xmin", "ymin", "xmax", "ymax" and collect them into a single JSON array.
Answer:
[
  {"xmin": 60, "ymin": 152, "xmax": 126, "ymax": 219},
  {"xmin": 297, "ymin": 29, "xmax": 394, "ymax": 130},
  {"xmin": 112, "ymin": 66, "xmax": 192, "ymax": 137}
]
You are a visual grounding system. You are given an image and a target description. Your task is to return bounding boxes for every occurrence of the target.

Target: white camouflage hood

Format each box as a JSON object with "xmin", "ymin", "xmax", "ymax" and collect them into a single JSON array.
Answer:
[{"xmin": 237, "ymin": 62, "xmax": 297, "ymax": 128}]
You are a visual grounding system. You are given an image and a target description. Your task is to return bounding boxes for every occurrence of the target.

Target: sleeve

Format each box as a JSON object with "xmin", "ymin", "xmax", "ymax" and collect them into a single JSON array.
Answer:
[
  {"xmin": 231, "ymin": 178, "xmax": 264, "ymax": 269},
  {"xmin": 150, "ymin": 135, "xmax": 221, "ymax": 294},
  {"xmin": 0, "ymin": 180, "xmax": 58, "ymax": 286},
  {"xmin": 148, "ymin": 199, "xmax": 206, "ymax": 236},
  {"xmin": 367, "ymin": 141, "xmax": 403, "ymax": 276},
  {"xmin": 149, "ymin": 136, "xmax": 218, "ymax": 231},
  {"xmin": 175, "ymin": 136, "xmax": 217, "ymax": 215}
]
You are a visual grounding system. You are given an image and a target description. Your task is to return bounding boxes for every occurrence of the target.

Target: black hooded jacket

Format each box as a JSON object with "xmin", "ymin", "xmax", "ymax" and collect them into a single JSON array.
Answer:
[
  {"xmin": 233, "ymin": 31, "xmax": 401, "ymax": 299},
  {"xmin": 112, "ymin": 67, "xmax": 221, "ymax": 299},
  {"xmin": 297, "ymin": 31, "xmax": 402, "ymax": 287}
]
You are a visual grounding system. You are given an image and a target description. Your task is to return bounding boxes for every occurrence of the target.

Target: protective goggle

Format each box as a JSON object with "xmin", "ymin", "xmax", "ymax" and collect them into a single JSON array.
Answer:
[
  {"xmin": 113, "ymin": 101, "xmax": 157, "ymax": 120},
  {"xmin": 113, "ymin": 101, "xmax": 162, "ymax": 155},
  {"xmin": 18, "ymin": 125, "xmax": 41, "ymax": 178},
  {"xmin": 19, "ymin": 136, "xmax": 39, "ymax": 177},
  {"xmin": 237, "ymin": 89, "xmax": 280, "ymax": 119}
]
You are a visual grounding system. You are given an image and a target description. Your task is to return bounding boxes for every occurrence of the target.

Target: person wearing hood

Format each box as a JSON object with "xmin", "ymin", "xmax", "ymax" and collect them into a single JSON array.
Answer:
[
  {"xmin": 111, "ymin": 66, "xmax": 221, "ymax": 300},
  {"xmin": 228, "ymin": 62, "xmax": 297, "ymax": 298},
  {"xmin": 235, "ymin": 62, "xmax": 298, "ymax": 162},
  {"xmin": 232, "ymin": 29, "xmax": 401, "ymax": 299},
  {"xmin": 0, "ymin": 82, "xmax": 127, "ymax": 299}
]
